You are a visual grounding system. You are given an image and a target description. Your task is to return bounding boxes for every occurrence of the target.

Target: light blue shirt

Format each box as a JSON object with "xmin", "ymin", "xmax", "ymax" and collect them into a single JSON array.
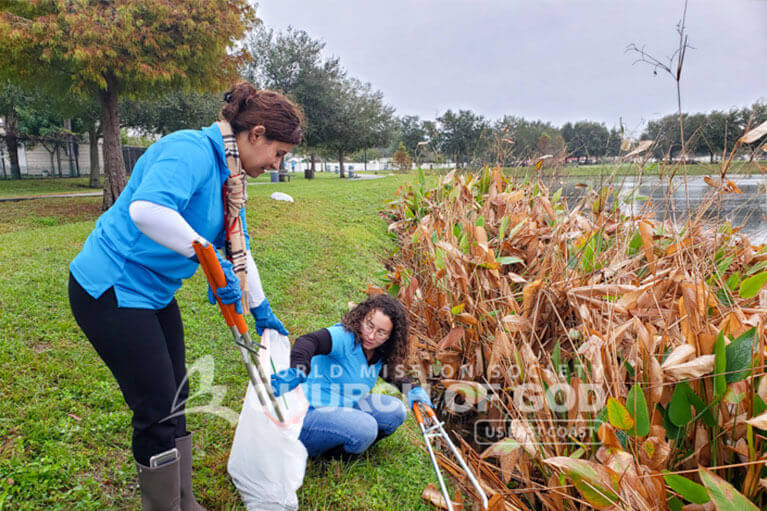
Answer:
[
  {"xmin": 301, "ymin": 324, "xmax": 383, "ymax": 409},
  {"xmin": 70, "ymin": 123, "xmax": 249, "ymax": 309}
]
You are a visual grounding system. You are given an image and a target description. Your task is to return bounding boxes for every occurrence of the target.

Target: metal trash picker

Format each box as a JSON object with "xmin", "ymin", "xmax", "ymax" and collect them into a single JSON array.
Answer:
[
  {"xmin": 413, "ymin": 401, "xmax": 488, "ymax": 511},
  {"xmin": 193, "ymin": 240, "xmax": 285, "ymax": 423}
]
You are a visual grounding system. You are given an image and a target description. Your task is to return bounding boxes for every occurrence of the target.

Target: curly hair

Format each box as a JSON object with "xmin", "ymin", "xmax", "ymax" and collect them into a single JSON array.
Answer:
[{"xmin": 341, "ymin": 293, "xmax": 409, "ymax": 367}]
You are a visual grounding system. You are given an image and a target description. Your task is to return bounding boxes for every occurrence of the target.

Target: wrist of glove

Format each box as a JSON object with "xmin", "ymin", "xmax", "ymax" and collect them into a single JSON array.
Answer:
[
  {"xmin": 407, "ymin": 386, "xmax": 433, "ymax": 410},
  {"xmin": 203, "ymin": 250, "xmax": 243, "ymax": 314},
  {"xmin": 270, "ymin": 367, "xmax": 307, "ymax": 397},
  {"xmin": 250, "ymin": 298, "xmax": 289, "ymax": 336}
]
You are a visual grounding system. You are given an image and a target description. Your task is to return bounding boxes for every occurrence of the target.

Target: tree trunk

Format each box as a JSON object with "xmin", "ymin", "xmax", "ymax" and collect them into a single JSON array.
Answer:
[
  {"xmin": 64, "ymin": 119, "xmax": 76, "ymax": 176},
  {"xmin": 5, "ymin": 111, "xmax": 21, "ymax": 179},
  {"xmin": 305, "ymin": 153, "xmax": 315, "ymax": 180},
  {"xmin": 88, "ymin": 122, "xmax": 101, "ymax": 188},
  {"xmin": 99, "ymin": 75, "xmax": 127, "ymax": 210},
  {"xmin": 43, "ymin": 143, "xmax": 55, "ymax": 176},
  {"xmin": 56, "ymin": 143, "xmax": 62, "ymax": 177},
  {"xmin": 338, "ymin": 149, "xmax": 345, "ymax": 178}
]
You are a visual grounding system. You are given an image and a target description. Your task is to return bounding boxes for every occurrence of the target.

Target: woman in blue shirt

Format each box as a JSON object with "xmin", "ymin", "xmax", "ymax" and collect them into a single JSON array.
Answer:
[
  {"xmin": 68, "ymin": 82, "xmax": 302, "ymax": 510},
  {"xmin": 271, "ymin": 294, "xmax": 432, "ymax": 457}
]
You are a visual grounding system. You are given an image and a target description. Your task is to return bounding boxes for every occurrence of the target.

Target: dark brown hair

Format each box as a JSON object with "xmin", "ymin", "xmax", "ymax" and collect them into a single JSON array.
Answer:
[
  {"xmin": 341, "ymin": 293, "xmax": 409, "ymax": 367},
  {"xmin": 220, "ymin": 82, "xmax": 304, "ymax": 144}
]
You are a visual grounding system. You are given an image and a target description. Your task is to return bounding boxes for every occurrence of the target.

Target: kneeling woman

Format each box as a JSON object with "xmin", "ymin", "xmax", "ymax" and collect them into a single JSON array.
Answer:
[{"xmin": 271, "ymin": 294, "xmax": 432, "ymax": 456}]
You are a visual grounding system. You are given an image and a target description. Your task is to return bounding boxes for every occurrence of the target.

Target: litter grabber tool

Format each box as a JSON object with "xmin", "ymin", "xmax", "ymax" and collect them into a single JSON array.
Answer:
[
  {"xmin": 193, "ymin": 240, "xmax": 285, "ymax": 422},
  {"xmin": 413, "ymin": 402, "xmax": 488, "ymax": 511}
]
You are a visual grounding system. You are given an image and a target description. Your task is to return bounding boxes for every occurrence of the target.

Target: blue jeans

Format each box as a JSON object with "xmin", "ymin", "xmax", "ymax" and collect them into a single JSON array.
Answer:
[{"xmin": 299, "ymin": 394, "xmax": 407, "ymax": 457}]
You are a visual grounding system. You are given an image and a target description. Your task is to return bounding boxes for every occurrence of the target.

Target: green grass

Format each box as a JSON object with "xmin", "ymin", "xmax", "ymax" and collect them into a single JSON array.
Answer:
[
  {"xmin": 0, "ymin": 173, "xmax": 447, "ymax": 510},
  {"xmin": 0, "ymin": 177, "xmax": 96, "ymax": 198}
]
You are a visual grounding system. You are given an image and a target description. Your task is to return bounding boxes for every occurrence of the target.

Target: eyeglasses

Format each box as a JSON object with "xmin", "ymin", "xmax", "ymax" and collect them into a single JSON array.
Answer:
[{"xmin": 362, "ymin": 318, "xmax": 391, "ymax": 340}]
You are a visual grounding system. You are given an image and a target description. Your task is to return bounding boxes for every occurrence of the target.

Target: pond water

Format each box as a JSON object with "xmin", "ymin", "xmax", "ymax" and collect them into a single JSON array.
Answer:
[{"xmin": 541, "ymin": 174, "xmax": 767, "ymax": 244}]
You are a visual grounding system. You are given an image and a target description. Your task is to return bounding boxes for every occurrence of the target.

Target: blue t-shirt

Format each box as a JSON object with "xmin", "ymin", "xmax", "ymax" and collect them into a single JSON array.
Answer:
[
  {"xmin": 70, "ymin": 123, "xmax": 249, "ymax": 309},
  {"xmin": 301, "ymin": 324, "xmax": 383, "ymax": 409}
]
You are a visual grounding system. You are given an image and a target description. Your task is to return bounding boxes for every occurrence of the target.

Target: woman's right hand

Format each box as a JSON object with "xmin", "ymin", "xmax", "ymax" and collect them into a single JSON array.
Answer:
[{"xmin": 206, "ymin": 252, "xmax": 243, "ymax": 314}]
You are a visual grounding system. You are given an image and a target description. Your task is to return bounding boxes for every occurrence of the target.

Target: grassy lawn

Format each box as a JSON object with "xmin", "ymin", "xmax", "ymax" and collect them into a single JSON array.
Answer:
[
  {"xmin": 0, "ymin": 177, "xmax": 96, "ymax": 198},
  {"xmin": 0, "ymin": 173, "xmax": 447, "ymax": 510}
]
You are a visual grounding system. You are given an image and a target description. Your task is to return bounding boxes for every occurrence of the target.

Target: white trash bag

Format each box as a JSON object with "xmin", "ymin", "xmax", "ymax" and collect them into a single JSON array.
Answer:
[{"xmin": 228, "ymin": 329, "xmax": 310, "ymax": 511}]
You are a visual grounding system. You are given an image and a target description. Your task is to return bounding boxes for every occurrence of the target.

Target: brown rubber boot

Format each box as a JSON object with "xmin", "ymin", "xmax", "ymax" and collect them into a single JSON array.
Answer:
[
  {"xmin": 135, "ymin": 453, "xmax": 181, "ymax": 511},
  {"xmin": 175, "ymin": 434, "xmax": 206, "ymax": 510}
]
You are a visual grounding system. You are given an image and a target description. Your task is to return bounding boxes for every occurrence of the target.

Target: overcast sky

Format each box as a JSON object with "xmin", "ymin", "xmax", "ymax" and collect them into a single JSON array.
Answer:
[{"xmin": 256, "ymin": 0, "xmax": 766, "ymax": 137}]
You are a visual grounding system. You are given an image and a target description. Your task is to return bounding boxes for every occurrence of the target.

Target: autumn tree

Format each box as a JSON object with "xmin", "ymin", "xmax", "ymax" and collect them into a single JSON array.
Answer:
[
  {"xmin": 392, "ymin": 142, "xmax": 412, "ymax": 172},
  {"xmin": 0, "ymin": 1, "xmax": 256, "ymax": 209}
]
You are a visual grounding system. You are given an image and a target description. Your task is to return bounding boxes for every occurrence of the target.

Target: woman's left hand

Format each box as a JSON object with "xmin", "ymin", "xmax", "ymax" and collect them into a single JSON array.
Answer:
[{"xmin": 207, "ymin": 255, "xmax": 243, "ymax": 314}]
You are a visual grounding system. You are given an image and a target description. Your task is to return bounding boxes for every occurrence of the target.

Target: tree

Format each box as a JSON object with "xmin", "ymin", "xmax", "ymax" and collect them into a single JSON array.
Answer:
[
  {"xmin": 741, "ymin": 101, "xmax": 767, "ymax": 161},
  {"xmin": 606, "ymin": 127, "xmax": 623, "ymax": 157},
  {"xmin": 436, "ymin": 109, "xmax": 490, "ymax": 167},
  {"xmin": 392, "ymin": 142, "xmax": 412, "ymax": 172},
  {"xmin": 561, "ymin": 120, "xmax": 610, "ymax": 160},
  {"xmin": 643, "ymin": 114, "xmax": 682, "ymax": 161},
  {"xmin": 0, "ymin": 82, "xmax": 28, "ymax": 179},
  {"xmin": 0, "ymin": 1, "xmax": 257, "ymax": 209},
  {"xmin": 121, "ymin": 90, "xmax": 221, "ymax": 136},
  {"xmin": 495, "ymin": 116, "xmax": 560, "ymax": 164},
  {"xmin": 322, "ymin": 78, "xmax": 395, "ymax": 178},
  {"xmin": 396, "ymin": 115, "xmax": 427, "ymax": 156},
  {"xmin": 243, "ymin": 26, "xmax": 346, "ymax": 179}
]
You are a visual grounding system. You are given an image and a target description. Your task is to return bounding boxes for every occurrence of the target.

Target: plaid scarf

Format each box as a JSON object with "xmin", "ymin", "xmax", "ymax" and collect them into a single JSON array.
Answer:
[{"xmin": 216, "ymin": 120, "xmax": 249, "ymax": 310}]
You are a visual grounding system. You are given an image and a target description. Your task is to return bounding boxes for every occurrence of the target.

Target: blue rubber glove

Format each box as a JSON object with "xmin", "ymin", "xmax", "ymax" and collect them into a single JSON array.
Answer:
[
  {"xmin": 205, "ymin": 251, "xmax": 243, "ymax": 315},
  {"xmin": 407, "ymin": 386, "xmax": 433, "ymax": 410},
  {"xmin": 270, "ymin": 367, "xmax": 307, "ymax": 397},
  {"xmin": 250, "ymin": 298, "xmax": 289, "ymax": 336}
]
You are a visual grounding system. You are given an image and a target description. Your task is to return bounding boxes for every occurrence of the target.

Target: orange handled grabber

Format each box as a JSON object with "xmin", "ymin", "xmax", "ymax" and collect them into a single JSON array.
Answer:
[
  {"xmin": 193, "ymin": 239, "xmax": 285, "ymax": 422},
  {"xmin": 413, "ymin": 402, "xmax": 488, "ymax": 510}
]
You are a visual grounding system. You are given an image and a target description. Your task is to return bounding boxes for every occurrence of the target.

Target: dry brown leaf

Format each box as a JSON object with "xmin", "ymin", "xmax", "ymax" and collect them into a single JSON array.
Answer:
[
  {"xmin": 454, "ymin": 313, "xmax": 478, "ymax": 326},
  {"xmin": 639, "ymin": 436, "xmax": 671, "ymax": 471},
  {"xmin": 661, "ymin": 344, "xmax": 696, "ymax": 369},
  {"xmin": 522, "ymin": 279, "xmax": 543, "ymax": 317},
  {"xmin": 437, "ymin": 327, "xmax": 465, "ymax": 351},
  {"xmin": 741, "ymin": 119, "xmax": 767, "ymax": 143},
  {"xmin": 663, "ymin": 355, "xmax": 715, "ymax": 380},
  {"xmin": 421, "ymin": 483, "xmax": 450, "ymax": 509},
  {"xmin": 647, "ymin": 356, "xmax": 664, "ymax": 406},
  {"xmin": 746, "ymin": 411, "xmax": 767, "ymax": 430},
  {"xmin": 638, "ymin": 220, "xmax": 656, "ymax": 270},
  {"xmin": 487, "ymin": 494, "xmax": 505, "ymax": 511},
  {"xmin": 597, "ymin": 423, "xmax": 622, "ymax": 450}
]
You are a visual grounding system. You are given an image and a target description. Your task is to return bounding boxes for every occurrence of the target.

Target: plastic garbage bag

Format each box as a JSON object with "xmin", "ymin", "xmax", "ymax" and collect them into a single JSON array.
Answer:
[
  {"xmin": 270, "ymin": 192, "xmax": 295, "ymax": 203},
  {"xmin": 228, "ymin": 329, "xmax": 309, "ymax": 511}
]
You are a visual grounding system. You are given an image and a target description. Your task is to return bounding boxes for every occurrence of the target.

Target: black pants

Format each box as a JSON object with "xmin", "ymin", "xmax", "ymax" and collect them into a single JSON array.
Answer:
[{"xmin": 68, "ymin": 273, "xmax": 189, "ymax": 465}]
